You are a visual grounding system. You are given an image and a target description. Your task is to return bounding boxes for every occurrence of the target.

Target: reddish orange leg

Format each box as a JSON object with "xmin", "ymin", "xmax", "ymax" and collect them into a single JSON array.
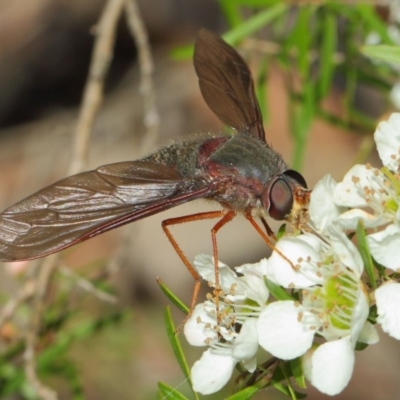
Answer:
[
  {"xmin": 210, "ymin": 210, "xmax": 236, "ymax": 322},
  {"xmin": 246, "ymin": 214, "xmax": 295, "ymax": 268},
  {"xmin": 260, "ymin": 216, "xmax": 276, "ymax": 239},
  {"xmin": 162, "ymin": 210, "xmax": 228, "ymax": 330}
]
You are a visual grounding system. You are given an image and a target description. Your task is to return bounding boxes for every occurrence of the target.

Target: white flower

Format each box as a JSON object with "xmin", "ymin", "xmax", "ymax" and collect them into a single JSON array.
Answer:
[
  {"xmin": 331, "ymin": 114, "xmax": 400, "ymax": 269},
  {"xmin": 375, "ymin": 281, "xmax": 400, "ymax": 340},
  {"xmin": 258, "ymin": 228, "xmax": 373, "ymax": 395},
  {"xmin": 374, "ymin": 113, "xmax": 400, "ymax": 172},
  {"xmin": 191, "ymin": 349, "xmax": 236, "ymax": 395},
  {"xmin": 302, "ymin": 338, "xmax": 354, "ymax": 396},
  {"xmin": 366, "ymin": 224, "xmax": 400, "ymax": 270},
  {"xmin": 190, "ymin": 319, "xmax": 258, "ymax": 394},
  {"xmin": 309, "ymin": 174, "xmax": 343, "ymax": 233},
  {"xmin": 266, "ymin": 233, "xmax": 324, "ymax": 288},
  {"xmin": 333, "ymin": 164, "xmax": 395, "ymax": 229},
  {"xmin": 257, "ymin": 300, "xmax": 318, "ymax": 359},
  {"xmin": 333, "ymin": 114, "xmax": 400, "ymax": 232},
  {"xmin": 184, "ymin": 254, "xmax": 269, "ymax": 395}
]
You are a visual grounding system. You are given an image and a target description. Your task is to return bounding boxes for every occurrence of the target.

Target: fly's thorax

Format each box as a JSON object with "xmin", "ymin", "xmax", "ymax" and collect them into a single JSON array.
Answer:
[
  {"xmin": 196, "ymin": 133, "xmax": 288, "ymax": 213},
  {"xmin": 207, "ymin": 133, "xmax": 287, "ymax": 184},
  {"xmin": 141, "ymin": 133, "xmax": 227, "ymax": 178},
  {"xmin": 198, "ymin": 134, "xmax": 309, "ymax": 220}
]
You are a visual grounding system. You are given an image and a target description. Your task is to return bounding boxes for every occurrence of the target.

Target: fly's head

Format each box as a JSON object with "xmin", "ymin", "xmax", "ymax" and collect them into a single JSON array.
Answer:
[{"xmin": 262, "ymin": 170, "xmax": 310, "ymax": 228}]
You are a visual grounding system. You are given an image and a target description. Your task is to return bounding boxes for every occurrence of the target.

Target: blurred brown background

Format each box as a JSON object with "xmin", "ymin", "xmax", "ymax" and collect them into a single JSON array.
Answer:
[{"xmin": 0, "ymin": 0, "xmax": 398, "ymax": 399}]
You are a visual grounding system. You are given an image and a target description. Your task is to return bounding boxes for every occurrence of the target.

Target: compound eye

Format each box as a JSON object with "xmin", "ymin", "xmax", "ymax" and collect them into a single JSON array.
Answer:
[
  {"xmin": 283, "ymin": 169, "xmax": 307, "ymax": 188},
  {"xmin": 269, "ymin": 178, "xmax": 293, "ymax": 220}
]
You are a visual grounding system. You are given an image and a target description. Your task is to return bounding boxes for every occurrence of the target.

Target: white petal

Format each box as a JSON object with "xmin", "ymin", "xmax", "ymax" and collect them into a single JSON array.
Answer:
[
  {"xmin": 193, "ymin": 254, "xmax": 220, "ymax": 282},
  {"xmin": 235, "ymin": 260, "xmax": 269, "ymax": 304},
  {"xmin": 302, "ymin": 338, "xmax": 354, "ymax": 396},
  {"xmin": 358, "ymin": 321, "xmax": 379, "ymax": 345},
  {"xmin": 194, "ymin": 254, "xmax": 237, "ymax": 292},
  {"xmin": 184, "ymin": 302, "xmax": 217, "ymax": 346},
  {"xmin": 242, "ymin": 355, "xmax": 257, "ymax": 373},
  {"xmin": 374, "ymin": 113, "xmax": 400, "ymax": 170},
  {"xmin": 257, "ymin": 301, "xmax": 317, "ymax": 359},
  {"xmin": 350, "ymin": 284, "xmax": 370, "ymax": 345},
  {"xmin": 326, "ymin": 226, "xmax": 364, "ymax": 276},
  {"xmin": 367, "ymin": 224, "xmax": 400, "ymax": 270},
  {"xmin": 191, "ymin": 349, "xmax": 236, "ymax": 395},
  {"xmin": 236, "ymin": 258, "xmax": 268, "ymax": 276},
  {"xmin": 333, "ymin": 165, "xmax": 371, "ymax": 208},
  {"xmin": 309, "ymin": 175, "xmax": 342, "ymax": 232},
  {"xmin": 232, "ymin": 318, "xmax": 259, "ymax": 361},
  {"xmin": 337, "ymin": 208, "xmax": 385, "ymax": 229},
  {"xmin": 267, "ymin": 234, "xmax": 324, "ymax": 288},
  {"xmin": 375, "ymin": 281, "xmax": 400, "ymax": 339}
]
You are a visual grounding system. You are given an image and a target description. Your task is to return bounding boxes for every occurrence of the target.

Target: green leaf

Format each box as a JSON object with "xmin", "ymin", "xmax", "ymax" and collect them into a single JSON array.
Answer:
[
  {"xmin": 317, "ymin": 12, "xmax": 337, "ymax": 99},
  {"xmin": 276, "ymin": 223, "xmax": 287, "ymax": 240},
  {"xmin": 279, "ymin": 362, "xmax": 298, "ymax": 400},
  {"xmin": 292, "ymin": 81, "xmax": 315, "ymax": 170},
  {"xmin": 355, "ymin": 5, "xmax": 394, "ymax": 44},
  {"xmin": 158, "ymin": 279, "xmax": 189, "ymax": 315},
  {"xmin": 354, "ymin": 341, "xmax": 369, "ymax": 351},
  {"xmin": 361, "ymin": 45, "xmax": 400, "ymax": 65},
  {"xmin": 284, "ymin": 6, "xmax": 315, "ymax": 81},
  {"xmin": 356, "ymin": 220, "xmax": 376, "ymax": 289},
  {"xmin": 157, "ymin": 382, "xmax": 190, "ymax": 400},
  {"xmin": 343, "ymin": 67, "xmax": 357, "ymax": 123},
  {"xmin": 290, "ymin": 358, "xmax": 306, "ymax": 389},
  {"xmin": 265, "ymin": 278, "xmax": 294, "ymax": 301},
  {"xmin": 218, "ymin": 0, "xmax": 243, "ymax": 27},
  {"xmin": 164, "ymin": 307, "xmax": 198, "ymax": 399},
  {"xmin": 373, "ymin": 259, "xmax": 386, "ymax": 279},
  {"xmin": 271, "ymin": 380, "xmax": 307, "ymax": 399},
  {"xmin": 171, "ymin": 3, "xmax": 288, "ymax": 59},
  {"xmin": 297, "ymin": 8, "xmax": 314, "ymax": 80},
  {"xmin": 222, "ymin": 3, "xmax": 288, "ymax": 44},
  {"xmin": 368, "ymin": 304, "xmax": 378, "ymax": 324},
  {"xmin": 355, "ymin": 63, "xmax": 393, "ymax": 92},
  {"xmin": 227, "ymin": 386, "xmax": 259, "ymax": 400}
]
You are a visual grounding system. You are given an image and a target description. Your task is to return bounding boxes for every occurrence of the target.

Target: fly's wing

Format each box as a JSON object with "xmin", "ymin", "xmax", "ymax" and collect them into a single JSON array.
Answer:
[
  {"xmin": 0, "ymin": 161, "xmax": 212, "ymax": 261},
  {"xmin": 194, "ymin": 28, "xmax": 265, "ymax": 142}
]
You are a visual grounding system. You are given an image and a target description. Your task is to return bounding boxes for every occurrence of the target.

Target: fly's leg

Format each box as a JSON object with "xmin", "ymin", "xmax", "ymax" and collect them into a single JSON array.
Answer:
[
  {"xmin": 210, "ymin": 210, "xmax": 236, "ymax": 323},
  {"xmin": 246, "ymin": 214, "xmax": 295, "ymax": 269},
  {"xmin": 260, "ymin": 216, "xmax": 276, "ymax": 239},
  {"xmin": 162, "ymin": 210, "xmax": 228, "ymax": 331}
]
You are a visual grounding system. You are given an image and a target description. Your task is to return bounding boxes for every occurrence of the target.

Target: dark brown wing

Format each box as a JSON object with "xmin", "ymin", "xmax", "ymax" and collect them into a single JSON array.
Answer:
[
  {"xmin": 0, "ymin": 161, "xmax": 212, "ymax": 262},
  {"xmin": 194, "ymin": 28, "xmax": 265, "ymax": 142}
]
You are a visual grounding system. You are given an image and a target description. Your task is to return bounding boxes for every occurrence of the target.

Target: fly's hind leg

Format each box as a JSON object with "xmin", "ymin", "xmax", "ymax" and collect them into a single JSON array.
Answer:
[
  {"xmin": 210, "ymin": 210, "xmax": 236, "ymax": 322},
  {"xmin": 162, "ymin": 210, "xmax": 227, "ymax": 331}
]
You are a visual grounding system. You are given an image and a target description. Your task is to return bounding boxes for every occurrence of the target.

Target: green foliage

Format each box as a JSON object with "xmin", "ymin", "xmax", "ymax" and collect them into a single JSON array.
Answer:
[
  {"xmin": 2, "ymin": 4, "xmax": 398, "ymax": 399},
  {"xmin": 161, "ymin": 4, "xmax": 400, "ymax": 398},
  {"xmin": 174, "ymin": 2, "xmax": 399, "ymax": 170},
  {"xmin": 362, "ymin": 45, "xmax": 400, "ymax": 65},
  {"xmin": 265, "ymin": 277, "xmax": 295, "ymax": 301},
  {"xmin": 356, "ymin": 219, "xmax": 377, "ymax": 289},
  {"xmin": 157, "ymin": 381, "xmax": 190, "ymax": 400},
  {"xmin": 163, "ymin": 307, "xmax": 198, "ymax": 399},
  {"xmin": 158, "ymin": 279, "xmax": 189, "ymax": 315},
  {"xmin": 0, "ymin": 283, "xmax": 127, "ymax": 399}
]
